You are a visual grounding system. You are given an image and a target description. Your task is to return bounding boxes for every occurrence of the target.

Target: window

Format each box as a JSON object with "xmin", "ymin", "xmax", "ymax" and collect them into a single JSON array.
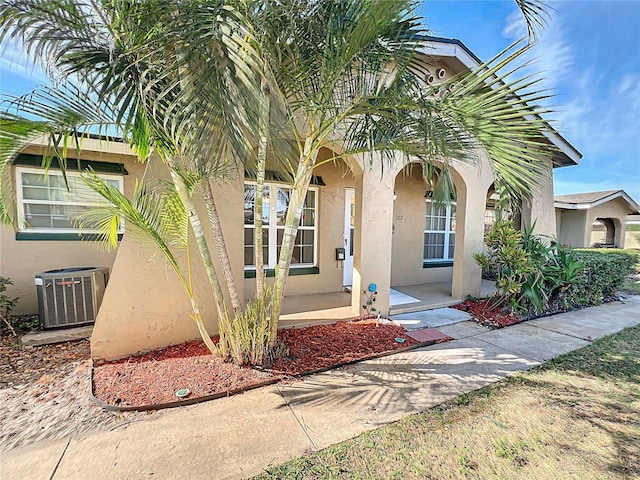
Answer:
[
  {"xmin": 244, "ymin": 182, "xmax": 318, "ymax": 269},
  {"xmin": 16, "ymin": 167, "xmax": 124, "ymax": 233},
  {"xmin": 424, "ymin": 200, "xmax": 456, "ymax": 263},
  {"xmin": 484, "ymin": 206, "xmax": 496, "ymax": 232}
]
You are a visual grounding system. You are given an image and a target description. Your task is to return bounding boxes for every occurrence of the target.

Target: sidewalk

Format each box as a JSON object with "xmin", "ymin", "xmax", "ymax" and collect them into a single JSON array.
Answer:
[{"xmin": 2, "ymin": 297, "xmax": 639, "ymax": 480}]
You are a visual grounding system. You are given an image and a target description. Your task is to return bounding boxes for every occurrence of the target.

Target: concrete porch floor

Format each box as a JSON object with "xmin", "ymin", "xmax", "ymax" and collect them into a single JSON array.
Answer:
[
  {"xmin": 390, "ymin": 280, "xmax": 496, "ymax": 315},
  {"xmin": 280, "ymin": 291, "xmax": 354, "ymax": 328},
  {"xmin": 279, "ymin": 280, "xmax": 496, "ymax": 327}
]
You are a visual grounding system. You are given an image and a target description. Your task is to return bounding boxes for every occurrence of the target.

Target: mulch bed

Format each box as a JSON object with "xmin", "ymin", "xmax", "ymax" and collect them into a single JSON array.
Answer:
[
  {"xmin": 453, "ymin": 299, "xmax": 523, "ymax": 329},
  {"xmin": 92, "ymin": 321, "xmax": 423, "ymax": 408}
]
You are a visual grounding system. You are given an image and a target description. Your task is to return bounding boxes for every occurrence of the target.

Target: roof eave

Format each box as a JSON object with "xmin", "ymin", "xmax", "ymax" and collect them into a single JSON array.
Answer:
[{"xmin": 419, "ymin": 36, "xmax": 582, "ymax": 169}]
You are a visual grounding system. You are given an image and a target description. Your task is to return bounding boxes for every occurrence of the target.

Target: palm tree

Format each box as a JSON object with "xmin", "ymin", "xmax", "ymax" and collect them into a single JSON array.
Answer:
[
  {"xmin": 0, "ymin": 0, "xmax": 262, "ymax": 350},
  {"xmin": 241, "ymin": 0, "xmax": 557, "ymax": 347}
]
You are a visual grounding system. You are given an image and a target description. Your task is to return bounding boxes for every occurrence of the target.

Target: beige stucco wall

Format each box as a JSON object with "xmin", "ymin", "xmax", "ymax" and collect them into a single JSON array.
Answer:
[
  {"xmin": 521, "ymin": 158, "xmax": 556, "ymax": 237},
  {"xmin": 556, "ymin": 197, "xmax": 633, "ymax": 248},
  {"xmin": 557, "ymin": 209, "xmax": 589, "ymax": 247},
  {"xmin": 91, "ymin": 156, "xmax": 246, "ymax": 360},
  {"xmin": 0, "ymin": 139, "xmax": 142, "ymax": 315}
]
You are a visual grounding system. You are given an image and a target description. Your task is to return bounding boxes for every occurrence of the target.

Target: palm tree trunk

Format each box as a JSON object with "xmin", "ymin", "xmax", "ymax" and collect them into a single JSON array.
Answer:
[
  {"xmin": 268, "ymin": 140, "xmax": 316, "ymax": 347},
  {"xmin": 254, "ymin": 82, "xmax": 270, "ymax": 297},
  {"xmin": 201, "ymin": 178, "xmax": 242, "ymax": 313},
  {"xmin": 165, "ymin": 156, "xmax": 227, "ymax": 321},
  {"xmin": 190, "ymin": 300, "xmax": 218, "ymax": 355}
]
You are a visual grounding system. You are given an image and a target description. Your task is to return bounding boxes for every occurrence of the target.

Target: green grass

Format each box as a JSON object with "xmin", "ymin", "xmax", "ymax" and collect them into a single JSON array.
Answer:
[{"xmin": 254, "ymin": 326, "xmax": 640, "ymax": 480}]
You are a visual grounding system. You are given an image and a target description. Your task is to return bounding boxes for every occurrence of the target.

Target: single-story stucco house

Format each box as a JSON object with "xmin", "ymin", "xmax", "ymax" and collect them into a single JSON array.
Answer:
[
  {"xmin": 555, "ymin": 190, "xmax": 640, "ymax": 249},
  {"xmin": 0, "ymin": 37, "xmax": 581, "ymax": 360}
]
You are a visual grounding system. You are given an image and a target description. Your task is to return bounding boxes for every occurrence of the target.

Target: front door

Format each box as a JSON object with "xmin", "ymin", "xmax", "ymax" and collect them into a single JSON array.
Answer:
[{"xmin": 343, "ymin": 188, "xmax": 355, "ymax": 286}]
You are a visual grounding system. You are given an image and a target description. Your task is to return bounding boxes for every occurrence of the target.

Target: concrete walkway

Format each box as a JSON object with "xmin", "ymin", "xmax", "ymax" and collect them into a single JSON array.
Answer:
[{"xmin": 2, "ymin": 297, "xmax": 639, "ymax": 480}]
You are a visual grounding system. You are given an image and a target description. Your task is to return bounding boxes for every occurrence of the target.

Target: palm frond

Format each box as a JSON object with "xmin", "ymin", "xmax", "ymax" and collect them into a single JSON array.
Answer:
[
  {"xmin": 343, "ymin": 40, "xmax": 556, "ymax": 208},
  {"xmin": 77, "ymin": 172, "xmax": 189, "ymax": 287},
  {"xmin": 515, "ymin": 0, "xmax": 553, "ymax": 42}
]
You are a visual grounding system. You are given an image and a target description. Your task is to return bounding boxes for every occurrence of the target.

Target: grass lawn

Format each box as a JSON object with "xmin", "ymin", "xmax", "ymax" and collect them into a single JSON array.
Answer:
[{"xmin": 254, "ymin": 325, "xmax": 640, "ymax": 480}]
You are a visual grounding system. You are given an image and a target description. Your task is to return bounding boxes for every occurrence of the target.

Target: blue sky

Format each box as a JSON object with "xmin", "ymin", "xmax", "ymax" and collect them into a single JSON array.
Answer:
[
  {"xmin": 420, "ymin": 0, "xmax": 640, "ymax": 201},
  {"xmin": 0, "ymin": 1, "xmax": 639, "ymax": 201}
]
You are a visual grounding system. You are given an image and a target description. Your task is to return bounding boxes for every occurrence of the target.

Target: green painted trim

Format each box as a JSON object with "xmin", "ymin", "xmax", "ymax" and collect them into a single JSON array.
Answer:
[
  {"xmin": 423, "ymin": 260, "xmax": 453, "ymax": 268},
  {"xmin": 243, "ymin": 170, "xmax": 325, "ymax": 186},
  {"xmin": 13, "ymin": 154, "xmax": 128, "ymax": 175},
  {"xmin": 244, "ymin": 266, "xmax": 319, "ymax": 279},
  {"xmin": 16, "ymin": 232, "xmax": 124, "ymax": 241}
]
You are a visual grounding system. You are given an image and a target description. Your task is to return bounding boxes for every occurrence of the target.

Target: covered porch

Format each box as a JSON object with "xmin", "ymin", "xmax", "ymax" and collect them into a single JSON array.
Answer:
[{"xmin": 278, "ymin": 280, "xmax": 496, "ymax": 329}]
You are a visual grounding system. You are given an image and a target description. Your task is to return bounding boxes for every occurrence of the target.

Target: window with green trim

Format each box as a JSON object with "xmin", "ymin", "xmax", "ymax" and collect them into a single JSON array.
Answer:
[
  {"xmin": 424, "ymin": 200, "xmax": 456, "ymax": 263},
  {"xmin": 16, "ymin": 166, "xmax": 124, "ymax": 234},
  {"xmin": 244, "ymin": 182, "xmax": 318, "ymax": 270}
]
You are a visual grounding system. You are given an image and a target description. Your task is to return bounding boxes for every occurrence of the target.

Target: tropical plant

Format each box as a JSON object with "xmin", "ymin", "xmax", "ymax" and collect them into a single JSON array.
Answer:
[
  {"xmin": 474, "ymin": 221, "xmax": 536, "ymax": 309},
  {"xmin": 475, "ymin": 220, "xmax": 585, "ymax": 314}
]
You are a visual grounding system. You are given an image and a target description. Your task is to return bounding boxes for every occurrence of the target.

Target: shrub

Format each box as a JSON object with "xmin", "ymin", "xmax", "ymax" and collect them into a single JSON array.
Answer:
[
  {"xmin": 553, "ymin": 249, "xmax": 638, "ymax": 308},
  {"xmin": 474, "ymin": 221, "xmax": 584, "ymax": 314},
  {"xmin": 0, "ymin": 277, "xmax": 20, "ymax": 336},
  {"xmin": 217, "ymin": 286, "xmax": 288, "ymax": 366}
]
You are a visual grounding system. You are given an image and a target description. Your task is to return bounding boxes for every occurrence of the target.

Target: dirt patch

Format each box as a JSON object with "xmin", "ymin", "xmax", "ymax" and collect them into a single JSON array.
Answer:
[
  {"xmin": 0, "ymin": 336, "xmax": 90, "ymax": 388},
  {"xmin": 0, "ymin": 337, "xmax": 149, "ymax": 452},
  {"xmin": 93, "ymin": 322, "xmax": 421, "ymax": 408}
]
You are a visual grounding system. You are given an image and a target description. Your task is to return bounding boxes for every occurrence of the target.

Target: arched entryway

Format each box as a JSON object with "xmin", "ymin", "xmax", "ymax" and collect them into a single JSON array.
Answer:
[
  {"xmin": 591, "ymin": 217, "xmax": 616, "ymax": 247},
  {"xmin": 386, "ymin": 159, "xmax": 495, "ymax": 312}
]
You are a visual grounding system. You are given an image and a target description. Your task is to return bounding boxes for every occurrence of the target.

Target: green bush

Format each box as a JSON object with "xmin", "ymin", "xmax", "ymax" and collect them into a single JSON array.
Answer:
[
  {"xmin": 1, "ymin": 277, "xmax": 21, "ymax": 336},
  {"xmin": 553, "ymin": 249, "xmax": 638, "ymax": 308}
]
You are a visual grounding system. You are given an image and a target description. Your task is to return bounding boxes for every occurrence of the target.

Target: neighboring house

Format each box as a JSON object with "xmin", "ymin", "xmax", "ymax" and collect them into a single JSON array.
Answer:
[
  {"xmin": 627, "ymin": 215, "xmax": 640, "ymax": 249},
  {"xmin": 1, "ymin": 37, "xmax": 581, "ymax": 360},
  {"xmin": 555, "ymin": 190, "xmax": 640, "ymax": 249}
]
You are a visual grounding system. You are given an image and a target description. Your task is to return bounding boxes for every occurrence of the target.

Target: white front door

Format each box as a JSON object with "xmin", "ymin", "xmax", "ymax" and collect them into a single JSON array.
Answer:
[{"xmin": 343, "ymin": 188, "xmax": 355, "ymax": 287}]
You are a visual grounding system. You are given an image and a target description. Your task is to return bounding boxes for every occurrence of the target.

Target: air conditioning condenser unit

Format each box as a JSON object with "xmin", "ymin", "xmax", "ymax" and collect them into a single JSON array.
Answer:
[{"xmin": 36, "ymin": 267, "xmax": 109, "ymax": 329}]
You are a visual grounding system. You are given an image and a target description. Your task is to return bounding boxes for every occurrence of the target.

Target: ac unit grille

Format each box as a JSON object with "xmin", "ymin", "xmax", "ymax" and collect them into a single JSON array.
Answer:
[
  {"xmin": 47, "ymin": 276, "xmax": 95, "ymax": 326},
  {"xmin": 36, "ymin": 267, "xmax": 108, "ymax": 329}
]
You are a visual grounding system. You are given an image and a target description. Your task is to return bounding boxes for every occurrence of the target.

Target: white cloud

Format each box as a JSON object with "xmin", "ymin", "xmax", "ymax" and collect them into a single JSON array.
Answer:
[
  {"xmin": 0, "ymin": 39, "xmax": 48, "ymax": 84},
  {"xmin": 502, "ymin": 3, "xmax": 640, "ymax": 200},
  {"xmin": 502, "ymin": 10, "xmax": 527, "ymax": 39}
]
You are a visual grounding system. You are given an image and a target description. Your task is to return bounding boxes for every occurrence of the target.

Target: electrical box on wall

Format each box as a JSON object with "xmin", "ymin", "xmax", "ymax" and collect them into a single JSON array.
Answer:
[{"xmin": 335, "ymin": 248, "xmax": 346, "ymax": 261}]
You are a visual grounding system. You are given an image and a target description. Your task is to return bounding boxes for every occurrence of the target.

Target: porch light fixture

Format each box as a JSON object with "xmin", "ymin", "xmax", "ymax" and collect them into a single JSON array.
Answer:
[
  {"xmin": 424, "ymin": 190, "xmax": 434, "ymax": 200},
  {"xmin": 393, "ymin": 192, "xmax": 397, "ymax": 201}
]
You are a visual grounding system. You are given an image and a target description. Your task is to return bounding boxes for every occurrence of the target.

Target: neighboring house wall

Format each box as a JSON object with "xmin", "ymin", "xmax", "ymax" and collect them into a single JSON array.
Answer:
[
  {"xmin": 557, "ymin": 209, "xmax": 588, "ymax": 247},
  {"xmin": 556, "ymin": 197, "xmax": 634, "ymax": 248},
  {"xmin": 0, "ymin": 139, "xmax": 141, "ymax": 315}
]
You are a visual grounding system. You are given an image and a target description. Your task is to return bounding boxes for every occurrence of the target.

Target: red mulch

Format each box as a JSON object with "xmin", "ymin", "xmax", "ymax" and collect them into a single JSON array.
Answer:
[
  {"xmin": 92, "ymin": 321, "xmax": 423, "ymax": 408},
  {"xmin": 452, "ymin": 299, "xmax": 523, "ymax": 328},
  {"xmin": 270, "ymin": 322, "xmax": 419, "ymax": 375}
]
